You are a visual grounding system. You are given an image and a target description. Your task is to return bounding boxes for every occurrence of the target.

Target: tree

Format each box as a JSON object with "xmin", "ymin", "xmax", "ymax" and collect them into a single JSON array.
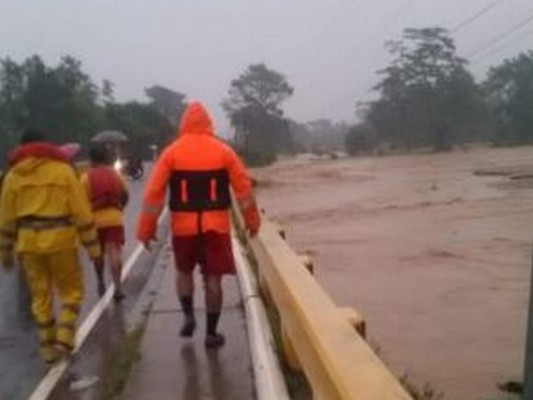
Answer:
[
  {"xmin": 145, "ymin": 85, "xmax": 187, "ymax": 127},
  {"xmin": 345, "ymin": 123, "xmax": 377, "ymax": 156},
  {"xmin": 222, "ymin": 63, "xmax": 294, "ymax": 164},
  {"xmin": 0, "ymin": 55, "xmax": 103, "ymax": 143},
  {"xmin": 484, "ymin": 51, "xmax": 533, "ymax": 145},
  {"xmin": 367, "ymin": 27, "xmax": 485, "ymax": 151},
  {"xmin": 0, "ymin": 55, "xmax": 186, "ymax": 165},
  {"xmin": 104, "ymin": 101, "xmax": 174, "ymax": 159}
]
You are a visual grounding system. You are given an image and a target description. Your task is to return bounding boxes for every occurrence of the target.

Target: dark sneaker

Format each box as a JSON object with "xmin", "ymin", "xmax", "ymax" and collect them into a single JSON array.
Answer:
[
  {"xmin": 179, "ymin": 316, "xmax": 196, "ymax": 337},
  {"xmin": 204, "ymin": 333, "xmax": 225, "ymax": 348},
  {"xmin": 45, "ymin": 355, "xmax": 61, "ymax": 369},
  {"xmin": 113, "ymin": 289, "xmax": 125, "ymax": 302}
]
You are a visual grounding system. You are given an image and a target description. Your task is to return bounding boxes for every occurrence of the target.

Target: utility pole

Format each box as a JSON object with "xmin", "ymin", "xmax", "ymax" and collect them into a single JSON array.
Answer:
[{"xmin": 524, "ymin": 246, "xmax": 533, "ymax": 398}]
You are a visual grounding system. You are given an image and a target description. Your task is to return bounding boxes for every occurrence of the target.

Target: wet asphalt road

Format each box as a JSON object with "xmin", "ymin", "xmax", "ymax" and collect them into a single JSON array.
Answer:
[{"xmin": 0, "ymin": 170, "xmax": 166, "ymax": 400}]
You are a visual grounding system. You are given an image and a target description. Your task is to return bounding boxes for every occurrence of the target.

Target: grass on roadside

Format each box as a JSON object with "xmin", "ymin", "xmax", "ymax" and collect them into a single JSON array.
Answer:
[
  {"xmin": 101, "ymin": 325, "xmax": 145, "ymax": 400},
  {"xmin": 234, "ymin": 219, "xmax": 312, "ymax": 399}
]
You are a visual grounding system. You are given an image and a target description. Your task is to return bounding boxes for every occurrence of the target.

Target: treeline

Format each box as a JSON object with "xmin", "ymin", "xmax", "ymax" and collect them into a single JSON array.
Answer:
[
  {"xmin": 347, "ymin": 27, "xmax": 533, "ymax": 155},
  {"xmin": 2, "ymin": 27, "xmax": 532, "ymax": 167},
  {"xmin": 0, "ymin": 55, "xmax": 185, "ymax": 165},
  {"xmin": 222, "ymin": 27, "xmax": 533, "ymax": 163}
]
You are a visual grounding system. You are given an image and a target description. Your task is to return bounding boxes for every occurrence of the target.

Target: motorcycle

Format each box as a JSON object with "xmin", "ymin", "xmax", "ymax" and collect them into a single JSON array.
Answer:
[{"xmin": 114, "ymin": 158, "xmax": 144, "ymax": 180}]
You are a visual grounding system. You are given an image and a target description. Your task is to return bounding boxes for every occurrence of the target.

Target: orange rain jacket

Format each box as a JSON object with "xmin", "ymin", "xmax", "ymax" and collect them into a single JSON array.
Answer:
[{"xmin": 137, "ymin": 102, "xmax": 260, "ymax": 241}]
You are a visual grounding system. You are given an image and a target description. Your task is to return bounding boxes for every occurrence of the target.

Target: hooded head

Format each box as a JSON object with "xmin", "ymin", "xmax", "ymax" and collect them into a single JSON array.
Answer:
[
  {"xmin": 9, "ymin": 129, "xmax": 68, "ymax": 166},
  {"xmin": 178, "ymin": 102, "xmax": 214, "ymax": 137}
]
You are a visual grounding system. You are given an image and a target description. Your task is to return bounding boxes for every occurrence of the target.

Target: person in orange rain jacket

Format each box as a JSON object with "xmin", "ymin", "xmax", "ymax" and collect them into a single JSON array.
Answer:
[
  {"xmin": 137, "ymin": 101, "xmax": 260, "ymax": 348},
  {"xmin": 0, "ymin": 129, "xmax": 101, "ymax": 364},
  {"xmin": 81, "ymin": 144, "xmax": 128, "ymax": 300}
]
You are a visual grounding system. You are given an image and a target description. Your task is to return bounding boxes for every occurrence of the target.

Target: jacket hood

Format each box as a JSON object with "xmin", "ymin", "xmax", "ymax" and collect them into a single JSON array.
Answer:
[
  {"xmin": 178, "ymin": 102, "xmax": 214, "ymax": 137},
  {"xmin": 8, "ymin": 142, "xmax": 69, "ymax": 174}
]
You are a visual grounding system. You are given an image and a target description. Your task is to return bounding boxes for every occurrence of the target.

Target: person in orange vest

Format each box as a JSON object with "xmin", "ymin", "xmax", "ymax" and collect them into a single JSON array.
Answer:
[
  {"xmin": 81, "ymin": 144, "xmax": 129, "ymax": 300},
  {"xmin": 0, "ymin": 129, "xmax": 101, "ymax": 364},
  {"xmin": 137, "ymin": 101, "xmax": 260, "ymax": 348}
]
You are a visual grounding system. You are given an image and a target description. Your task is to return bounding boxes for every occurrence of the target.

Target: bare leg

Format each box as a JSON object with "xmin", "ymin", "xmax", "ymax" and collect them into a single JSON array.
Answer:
[
  {"xmin": 204, "ymin": 275, "xmax": 222, "ymax": 314},
  {"xmin": 107, "ymin": 242, "xmax": 123, "ymax": 295},
  {"xmin": 177, "ymin": 270, "xmax": 194, "ymax": 298},
  {"xmin": 93, "ymin": 256, "xmax": 105, "ymax": 296}
]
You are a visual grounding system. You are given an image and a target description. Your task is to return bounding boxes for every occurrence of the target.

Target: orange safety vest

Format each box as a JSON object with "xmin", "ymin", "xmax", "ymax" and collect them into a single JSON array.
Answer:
[{"xmin": 137, "ymin": 101, "xmax": 258, "ymax": 240}]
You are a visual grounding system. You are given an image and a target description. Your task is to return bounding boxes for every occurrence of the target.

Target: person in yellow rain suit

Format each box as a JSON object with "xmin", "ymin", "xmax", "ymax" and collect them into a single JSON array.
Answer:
[
  {"xmin": 137, "ymin": 101, "xmax": 261, "ymax": 348},
  {"xmin": 0, "ymin": 129, "xmax": 101, "ymax": 365}
]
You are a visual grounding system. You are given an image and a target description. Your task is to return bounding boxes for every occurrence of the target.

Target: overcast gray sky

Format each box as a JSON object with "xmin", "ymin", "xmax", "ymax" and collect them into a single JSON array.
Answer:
[{"xmin": 1, "ymin": 0, "xmax": 532, "ymax": 135}]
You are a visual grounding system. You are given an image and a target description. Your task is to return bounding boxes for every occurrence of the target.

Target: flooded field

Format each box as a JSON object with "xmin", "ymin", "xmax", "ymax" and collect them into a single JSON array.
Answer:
[{"xmin": 253, "ymin": 145, "xmax": 533, "ymax": 400}]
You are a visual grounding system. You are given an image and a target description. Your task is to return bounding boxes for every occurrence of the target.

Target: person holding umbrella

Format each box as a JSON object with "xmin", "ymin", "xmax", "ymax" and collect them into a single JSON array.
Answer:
[{"xmin": 81, "ymin": 144, "xmax": 129, "ymax": 299}]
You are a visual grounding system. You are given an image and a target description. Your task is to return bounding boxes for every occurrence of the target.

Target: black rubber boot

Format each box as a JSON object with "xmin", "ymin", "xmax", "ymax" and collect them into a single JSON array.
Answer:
[
  {"xmin": 180, "ymin": 315, "xmax": 196, "ymax": 337},
  {"xmin": 204, "ymin": 333, "xmax": 225, "ymax": 348}
]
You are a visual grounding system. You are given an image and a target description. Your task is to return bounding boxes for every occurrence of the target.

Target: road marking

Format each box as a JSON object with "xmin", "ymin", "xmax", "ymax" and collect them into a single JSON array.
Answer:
[{"xmin": 28, "ymin": 209, "xmax": 168, "ymax": 400}]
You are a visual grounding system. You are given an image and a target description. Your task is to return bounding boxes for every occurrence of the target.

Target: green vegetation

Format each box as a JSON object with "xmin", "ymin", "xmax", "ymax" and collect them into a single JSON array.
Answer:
[
  {"xmin": 222, "ymin": 63, "xmax": 294, "ymax": 166},
  {"xmin": 102, "ymin": 325, "xmax": 145, "ymax": 400},
  {"xmin": 223, "ymin": 30, "xmax": 533, "ymax": 164},
  {"xmin": 346, "ymin": 28, "xmax": 533, "ymax": 156},
  {"xmin": 2, "ymin": 33, "xmax": 531, "ymax": 167},
  {"xmin": 232, "ymin": 215, "xmax": 312, "ymax": 399},
  {"xmin": 0, "ymin": 55, "xmax": 183, "ymax": 163}
]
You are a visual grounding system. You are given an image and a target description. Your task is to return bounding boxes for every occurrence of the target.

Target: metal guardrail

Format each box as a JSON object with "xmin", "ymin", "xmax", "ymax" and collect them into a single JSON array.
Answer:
[
  {"xmin": 233, "ymin": 206, "xmax": 413, "ymax": 400},
  {"xmin": 233, "ymin": 235, "xmax": 291, "ymax": 400}
]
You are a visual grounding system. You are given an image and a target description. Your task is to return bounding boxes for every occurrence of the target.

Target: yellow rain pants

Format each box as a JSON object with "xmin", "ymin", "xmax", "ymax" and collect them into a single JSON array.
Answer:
[{"xmin": 20, "ymin": 249, "xmax": 83, "ymax": 363}]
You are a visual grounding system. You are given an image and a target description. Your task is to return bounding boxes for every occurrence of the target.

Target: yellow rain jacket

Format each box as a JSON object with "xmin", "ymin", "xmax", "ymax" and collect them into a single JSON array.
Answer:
[
  {"xmin": 0, "ymin": 141, "xmax": 101, "ymax": 362},
  {"xmin": 0, "ymin": 143, "xmax": 101, "ymax": 261}
]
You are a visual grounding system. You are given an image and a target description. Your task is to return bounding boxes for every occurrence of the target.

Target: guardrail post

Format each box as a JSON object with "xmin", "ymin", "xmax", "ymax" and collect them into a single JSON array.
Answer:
[
  {"xmin": 524, "ymin": 244, "xmax": 533, "ymax": 399},
  {"xmin": 339, "ymin": 307, "xmax": 366, "ymax": 338},
  {"xmin": 298, "ymin": 254, "xmax": 314, "ymax": 274},
  {"xmin": 271, "ymin": 221, "xmax": 286, "ymax": 240},
  {"xmin": 281, "ymin": 326, "xmax": 301, "ymax": 371}
]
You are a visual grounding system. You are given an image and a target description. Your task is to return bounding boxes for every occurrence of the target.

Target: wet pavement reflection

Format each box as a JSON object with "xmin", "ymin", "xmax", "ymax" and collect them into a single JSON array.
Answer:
[
  {"xmin": 122, "ymin": 266, "xmax": 254, "ymax": 400},
  {"xmin": 0, "ymin": 172, "xmax": 163, "ymax": 399}
]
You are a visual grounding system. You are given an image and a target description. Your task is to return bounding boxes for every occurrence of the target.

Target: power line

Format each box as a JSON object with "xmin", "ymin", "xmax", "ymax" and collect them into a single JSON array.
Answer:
[
  {"xmin": 471, "ymin": 27, "xmax": 533, "ymax": 65},
  {"xmin": 353, "ymin": 0, "xmax": 420, "ymax": 49},
  {"xmin": 467, "ymin": 12, "xmax": 533, "ymax": 59},
  {"xmin": 451, "ymin": 0, "xmax": 505, "ymax": 33}
]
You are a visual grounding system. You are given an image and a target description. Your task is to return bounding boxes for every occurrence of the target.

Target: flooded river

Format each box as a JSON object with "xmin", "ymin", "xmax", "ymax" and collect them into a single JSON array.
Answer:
[{"xmin": 254, "ymin": 145, "xmax": 533, "ymax": 400}]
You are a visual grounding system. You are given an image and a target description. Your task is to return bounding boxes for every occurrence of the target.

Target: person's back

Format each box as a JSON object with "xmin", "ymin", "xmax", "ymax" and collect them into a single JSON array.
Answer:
[
  {"xmin": 3, "ymin": 140, "xmax": 99, "ymax": 254},
  {"xmin": 137, "ymin": 102, "xmax": 260, "ymax": 348},
  {"xmin": 81, "ymin": 145, "xmax": 128, "ymax": 299},
  {"xmin": 0, "ymin": 130, "xmax": 101, "ymax": 365},
  {"xmin": 139, "ymin": 102, "xmax": 254, "ymax": 237}
]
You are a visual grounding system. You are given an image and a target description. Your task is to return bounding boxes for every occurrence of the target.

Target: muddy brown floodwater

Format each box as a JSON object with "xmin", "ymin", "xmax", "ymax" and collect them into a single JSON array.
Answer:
[{"xmin": 253, "ymin": 145, "xmax": 533, "ymax": 400}]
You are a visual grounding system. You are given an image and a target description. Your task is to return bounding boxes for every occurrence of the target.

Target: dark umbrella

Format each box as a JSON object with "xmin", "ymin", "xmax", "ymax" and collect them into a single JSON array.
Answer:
[{"xmin": 91, "ymin": 130, "xmax": 129, "ymax": 143}]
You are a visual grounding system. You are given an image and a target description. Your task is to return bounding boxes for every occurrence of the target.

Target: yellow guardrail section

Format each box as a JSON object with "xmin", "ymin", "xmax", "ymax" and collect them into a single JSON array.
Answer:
[{"xmin": 233, "ymin": 206, "xmax": 413, "ymax": 400}]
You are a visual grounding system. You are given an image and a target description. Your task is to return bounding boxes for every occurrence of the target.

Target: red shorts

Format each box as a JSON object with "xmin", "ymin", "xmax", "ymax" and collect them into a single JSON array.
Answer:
[
  {"xmin": 172, "ymin": 233, "xmax": 236, "ymax": 276},
  {"xmin": 97, "ymin": 226, "xmax": 125, "ymax": 249}
]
